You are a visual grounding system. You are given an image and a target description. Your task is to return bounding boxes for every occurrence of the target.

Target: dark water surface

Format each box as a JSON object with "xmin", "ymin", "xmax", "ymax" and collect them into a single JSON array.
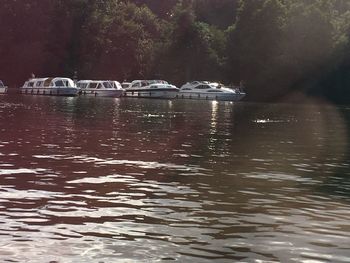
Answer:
[{"xmin": 0, "ymin": 95, "xmax": 350, "ymax": 262}]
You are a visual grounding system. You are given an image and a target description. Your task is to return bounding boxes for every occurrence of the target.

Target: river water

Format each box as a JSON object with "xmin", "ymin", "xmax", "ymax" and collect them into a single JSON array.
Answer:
[{"xmin": 0, "ymin": 94, "xmax": 349, "ymax": 262}]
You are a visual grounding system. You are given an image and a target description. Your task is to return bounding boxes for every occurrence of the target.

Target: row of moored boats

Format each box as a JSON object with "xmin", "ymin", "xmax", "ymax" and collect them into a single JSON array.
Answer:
[{"xmin": 0, "ymin": 77, "xmax": 246, "ymax": 101}]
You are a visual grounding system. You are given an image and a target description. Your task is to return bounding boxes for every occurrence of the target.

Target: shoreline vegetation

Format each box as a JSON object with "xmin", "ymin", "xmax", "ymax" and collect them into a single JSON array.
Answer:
[{"xmin": 0, "ymin": 0, "xmax": 350, "ymax": 103}]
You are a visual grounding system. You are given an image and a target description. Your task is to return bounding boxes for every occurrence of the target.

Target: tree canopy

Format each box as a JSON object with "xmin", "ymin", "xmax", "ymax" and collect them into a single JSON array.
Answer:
[{"xmin": 0, "ymin": 0, "xmax": 349, "ymax": 102}]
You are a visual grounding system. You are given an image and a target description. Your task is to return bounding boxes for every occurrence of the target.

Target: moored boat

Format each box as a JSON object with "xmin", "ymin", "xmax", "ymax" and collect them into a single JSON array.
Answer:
[
  {"xmin": 178, "ymin": 81, "xmax": 246, "ymax": 101},
  {"xmin": 0, "ymin": 80, "xmax": 8, "ymax": 94},
  {"xmin": 124, "ymin": 80, "xmax": 179, "ymax": 99},
  {"xmin": 20, "ymin": 77, "xmax": 79, "ymax": 96},
  {"xmin": 77, "ymin": 80, "xmax": 124, "ymax": 97}
]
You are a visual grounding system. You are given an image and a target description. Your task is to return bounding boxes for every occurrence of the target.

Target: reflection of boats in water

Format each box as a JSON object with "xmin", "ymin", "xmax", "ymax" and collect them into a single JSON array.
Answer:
[
  {"xmin": 179, "ymin": 81, "xmax": 246, "ymax": 101},
  {"xmin": 0, "ymin": 80, "xmax": 8, "ymax": 94},
  {"xmin": 124, "ymin": 80, "xmax": 179, "ymax": 99},
  {"xmin": 20, "ymin": 77, "xmax": 79, "ymax": 96},
  {"xmin": 77, "ymin": 80, "xmax": 124, "ymax": 97}
]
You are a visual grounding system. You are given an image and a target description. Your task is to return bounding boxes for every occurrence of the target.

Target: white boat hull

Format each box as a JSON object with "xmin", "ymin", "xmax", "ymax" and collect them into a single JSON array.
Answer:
[
  {"xmin": 79, "ymin": 89, "xmax": 124, "ymax": 97},
  {"xmin": 124, "ymin": 90, "xmax": 179, "ymax": 99},
  {"xmin": 177, "ymin": 92, "xmax": 245, "ymax": 101},
  {"xmin": 20, "ymin": 87, "xmax": 78, "ymax": 96}
]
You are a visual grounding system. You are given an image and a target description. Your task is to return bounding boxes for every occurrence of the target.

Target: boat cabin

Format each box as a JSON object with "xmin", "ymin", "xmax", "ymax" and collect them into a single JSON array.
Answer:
[
  {"xmin": 181, "ymin": 81, "xmax": 223, "ymax": 91},
  {"xmin": 129, "ymin": 80, "xmax": 169, "ymax": 88},
  {"xmin": 77, "ymin": 80, "xmax": 123, "ymax": 90},
  {"xmin": 24, "ymin": 77, "xmax": 75, "ymax": 88}
]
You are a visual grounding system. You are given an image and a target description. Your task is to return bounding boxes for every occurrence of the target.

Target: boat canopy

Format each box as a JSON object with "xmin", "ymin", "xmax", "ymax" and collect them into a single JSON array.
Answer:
[
  {"xmin": 26, "ymin": 77, "xmax": 75, "ymax": 88},
  {"xmin": 77, "ymin": 80, "xmax": 122, "ymax": 90},
  {"xmin": 130, "ymin": 80, "xmax": 169, "ymax": 88},
  {"xmin": 181, "ymin": 81, "xmax": 234, "ymax": 92}
]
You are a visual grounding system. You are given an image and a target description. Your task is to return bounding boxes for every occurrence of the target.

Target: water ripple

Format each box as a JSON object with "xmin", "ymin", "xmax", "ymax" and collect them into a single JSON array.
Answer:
[{"xmin": 0, "ymin": 97, "xmax": 349, "ymax": 262}]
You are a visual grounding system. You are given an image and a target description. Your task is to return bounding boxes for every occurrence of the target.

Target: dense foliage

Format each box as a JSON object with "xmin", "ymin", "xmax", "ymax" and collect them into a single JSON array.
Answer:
[{"xmin": 0, "ymin": 0, "xmax": 349, "ymax": 102}]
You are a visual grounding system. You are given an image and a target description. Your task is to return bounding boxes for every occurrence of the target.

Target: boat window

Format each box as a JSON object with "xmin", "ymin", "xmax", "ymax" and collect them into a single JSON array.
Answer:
[
  {"xmin": 78, "ymin": 83, "xmax": 88, "ymax": 89},
  {"xmin": 108, "ymin": 82, "xmax": 115, "ymax": 89},
  {"xmin": 36, "ymin": 81, "xmax": 42, "ymax": 87},
  {"xmin": 141, "ymin": 81, "xmax": 148, "ymax": 87},
  {"xmin": 207, "ymin": 90, "xmax": 223, "ymax": 93},
  {"xmin": 55, "ymin": 80, "xmax": 65, "ymax": 87},
  {"xmin": 132, "ymin": 82, "xmax": 140, "ymax": 88},
  {"xmin": 0, "ymin": 81, "xmax": 4, "ymax": 87},
  {"xmin": 194, "ymin": 85, "xmax": 208, "ymax": 89},
  {"xmin": 108, "ymin": 82, "xmax": 113, "ymax": 89},
  {"xmin": 89, "ymin": 83, "xmax": 98, "ymax": 89},
  {"xmin": 98, "ymin": 83, "xmax": 105, "ymax": 89},
  {"xmin": 182, "ymin": 88, "xmax": 192, "ymax": 91},
  {"xmin": 103, "ymin": 81, "xmax": 113, "ymax": 89},
  {"xmin": 28, "ymin": 82, "xmax": 34, "ymax": 87}
]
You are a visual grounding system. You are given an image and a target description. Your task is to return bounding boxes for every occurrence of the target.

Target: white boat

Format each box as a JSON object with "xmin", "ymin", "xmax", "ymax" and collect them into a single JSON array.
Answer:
[
  {"xmin": 178, "ymin": 81, "xmax": 246, "ymax": 101},
  {"xmin": 124, "ymin": 80, "xmax": 179, "ymax": 99},
  {"xmin": 77, "ymin": 80, "xmax": 124, "ymax": 97},
  {"xmin": 20, "ymin": 77, "xmax": 79, "ymax": 96},
  {"xmin": 0, "ymin": 80, "xmax": 8, "ymax": 94}
]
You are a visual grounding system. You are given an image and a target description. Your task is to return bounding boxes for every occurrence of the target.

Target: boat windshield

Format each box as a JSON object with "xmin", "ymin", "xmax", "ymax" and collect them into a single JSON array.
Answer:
[
  {"xmin": 0, "ymin": 81, "xmax": 4, "ymax": 87},
  {"xmin": 53, "ymin": 79, "xmax": 75, "ymax": 87},
  {"xmin": 194, "ymin": 85, "xmax": 210, "ymax": 89}
]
